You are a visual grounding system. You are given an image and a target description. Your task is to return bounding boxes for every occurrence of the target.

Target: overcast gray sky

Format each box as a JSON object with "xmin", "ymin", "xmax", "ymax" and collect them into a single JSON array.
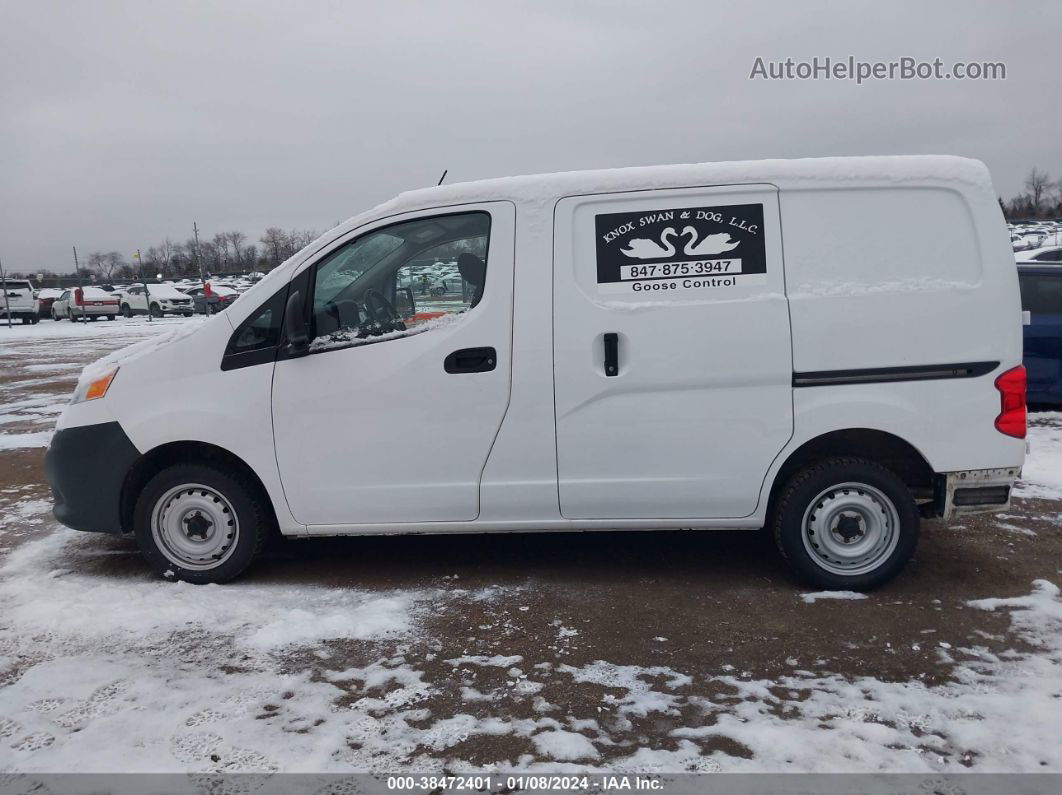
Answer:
[{"xmin": 1, "ymin": 0, "xmax": 1058, "ymax": 272}]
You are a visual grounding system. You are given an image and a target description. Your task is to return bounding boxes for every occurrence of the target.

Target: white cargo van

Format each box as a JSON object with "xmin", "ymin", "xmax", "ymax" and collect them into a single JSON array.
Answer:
[{"xmin": 46, "ymin": 156, "xmax": 1026, "ymax": 588}]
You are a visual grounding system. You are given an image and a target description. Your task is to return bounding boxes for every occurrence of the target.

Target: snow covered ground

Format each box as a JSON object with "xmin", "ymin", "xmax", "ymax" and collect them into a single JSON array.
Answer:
[{"xmin": 0, "ymin": 317, "xmax": 1060, "ymax": 775}]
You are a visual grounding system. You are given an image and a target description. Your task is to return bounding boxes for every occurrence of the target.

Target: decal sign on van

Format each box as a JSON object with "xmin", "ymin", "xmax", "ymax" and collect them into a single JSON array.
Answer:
[{"xmin": 595, "ymin": 203, "xmax": 766, "ymax": 294}]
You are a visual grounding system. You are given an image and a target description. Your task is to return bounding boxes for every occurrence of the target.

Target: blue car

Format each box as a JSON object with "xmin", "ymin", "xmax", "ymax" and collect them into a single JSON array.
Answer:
[{"xmin": 1018, "ymin": 264, "xmax": 1062, "ymax": 406}]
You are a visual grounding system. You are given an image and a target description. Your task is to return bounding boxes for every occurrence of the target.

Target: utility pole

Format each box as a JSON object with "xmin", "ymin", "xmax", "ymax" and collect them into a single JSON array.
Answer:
[
  {"xmin": 73, "ymin": 246, "xmax": 84, "ymax": 290},
  {"xmin": 0, "ymin": 255, "xmax": 11, "ymax": 329},
  {"xmin": 134, "ymin": 249, "xmax": 152, "ymax": 322},
  {"xmin": 73, "ymin": 246, "xmax": 85, "ymax": 322},
  {"xmin": 193, "ymin": 221, "xmax": 204, "ymax": 282}
]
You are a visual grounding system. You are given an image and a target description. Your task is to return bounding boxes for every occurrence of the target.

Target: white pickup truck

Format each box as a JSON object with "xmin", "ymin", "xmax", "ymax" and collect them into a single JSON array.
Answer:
[{"xmin": 0, "ymin": 280, "xmax": 40, "ymax": 324}]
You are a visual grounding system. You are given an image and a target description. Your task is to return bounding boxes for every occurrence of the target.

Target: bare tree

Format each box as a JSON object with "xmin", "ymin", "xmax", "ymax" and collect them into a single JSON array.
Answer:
[
  {"xmin": 211, "ymin": 233, "xmax": 230, "ymax": 270},
  {"xmin": 1025, "ymin": 168, "xmax": 1052, "ymax": 212},
  {"xmin": 225, "ymin": 230, "xmax": 247, "ymax": 272},
  {"xmin": 260, "ymin": 227, "xmax": 287, "ymax": 268},
  {"xmin": 106, "ymin": 251, "xmax": 126, "ymax": 279},
  {"xmin": 144, "ymin": 247, "xmax": 164, "ymax": 273},
  {"xmin": 87, "ymin": 251, "xmax": 125, "ymax": 280}
]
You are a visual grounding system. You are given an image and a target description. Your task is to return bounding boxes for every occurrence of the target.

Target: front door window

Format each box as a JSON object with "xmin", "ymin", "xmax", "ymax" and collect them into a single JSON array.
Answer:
[{"xmin": 310, "ymin": 212, "xmax": 490, "ymax": 353}]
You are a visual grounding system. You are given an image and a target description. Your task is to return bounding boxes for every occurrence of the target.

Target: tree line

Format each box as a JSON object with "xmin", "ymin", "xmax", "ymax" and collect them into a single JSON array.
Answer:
[
  {"xmin": 6, "ymin": 227, "xmax": 320, "ymax": 282},
  {"xmin": 1001, "ymin": 167, "xmax": 1062, "ymax": 221}
]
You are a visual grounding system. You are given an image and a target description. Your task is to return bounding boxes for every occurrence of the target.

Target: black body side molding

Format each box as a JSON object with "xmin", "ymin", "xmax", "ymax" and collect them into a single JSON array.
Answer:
[{"xmin": 793, "ymin": 361, "xmax": 999, "ymax": 387}]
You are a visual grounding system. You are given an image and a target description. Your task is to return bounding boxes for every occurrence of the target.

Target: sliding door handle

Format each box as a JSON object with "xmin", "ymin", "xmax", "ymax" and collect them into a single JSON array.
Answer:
[
  {"xmin": 444, "ymin": 346, "xmax": 497, "ymax": 374},
  {"xmin": 604, "ymin": 333, "xmax": 619, "ymax": 376}
]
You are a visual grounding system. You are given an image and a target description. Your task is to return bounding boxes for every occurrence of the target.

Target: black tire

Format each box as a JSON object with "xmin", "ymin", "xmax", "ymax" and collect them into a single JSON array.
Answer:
[
  {"xmin": 771, "ymin": 457, "xmax": 919, "ymax": 591},
  {"xmin": 89, "ymin": 315, "xmax": 98, "ymax": 321},
  {"xmin": 68, "ymin": 312, "xmax": 77, "ymax": 322},
  {"xmin": 133, "ymin": 463, "xmax": 271, "ymax": 584},
  {"xmin": 51, "ymin": 310, "xmax": 58, "ymax": 321},
  {"xmin": 107, "ymin": 315, "xmax": 115, "ymax": 321},
  {"xmin": 149, "ymin": 303, "xmax": 162, "ymax": 318},
  {"xmin": 121, "ymin": 304, "xmax": 132, "ymax": 318}
]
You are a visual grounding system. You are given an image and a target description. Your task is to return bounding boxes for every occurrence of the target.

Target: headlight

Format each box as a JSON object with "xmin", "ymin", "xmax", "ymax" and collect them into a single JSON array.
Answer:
[{"xmin": 72, "ymin": 365, "xmax": 119, "ymax": 404}]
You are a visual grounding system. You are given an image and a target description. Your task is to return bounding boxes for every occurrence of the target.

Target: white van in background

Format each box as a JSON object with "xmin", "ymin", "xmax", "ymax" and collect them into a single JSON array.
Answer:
[{"xmin": 46, "ymin": 156, "xmax": 1025, "ymax": 589}]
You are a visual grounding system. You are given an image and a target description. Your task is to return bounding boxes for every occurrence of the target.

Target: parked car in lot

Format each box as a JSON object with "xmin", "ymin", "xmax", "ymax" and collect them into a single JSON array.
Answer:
[
  {"xmin": 36, "ymin": 287, "xmax": 64, "ymax": 319},
  {"xmin": 119, "ymin": 283, "xmax": 194, "ymax": 317},
  {"xmin": 1018, "ymin": 263, "xmax": 1062, "ymax": 406},
  {"xmin": 52, "ymin": 287, "xmax": 120, "ymax": 321},
  {"xmin": 0, "ymin": 280, "xmax": 40, "ymax": 324},
  {"xmin": 185, "ymin": 284, "xmax": 239, "ymax": 314},
  {"xmin": 46, "ymin": 156, "xmax": 1025, "ymax": 588},
  {"xmin": 1015, "ymin": 245, "xmax": 1062, "ymax": 264}
]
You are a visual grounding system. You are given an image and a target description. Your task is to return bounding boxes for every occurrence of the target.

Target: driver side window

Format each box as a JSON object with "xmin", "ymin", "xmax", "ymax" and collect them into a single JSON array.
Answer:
[{"xmin": 309, "ymin": 212, "xmax": 491, "ymax": 353}]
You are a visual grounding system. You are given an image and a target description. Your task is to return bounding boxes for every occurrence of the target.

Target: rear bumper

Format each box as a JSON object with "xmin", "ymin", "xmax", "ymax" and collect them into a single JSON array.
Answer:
[
  {"xmin": 936, "ymin": 466, "xmax": 1022, "ymax": 520},
  {"xmin": 45, "ymin": 421, "xmax": 140, "ymax": 533}
]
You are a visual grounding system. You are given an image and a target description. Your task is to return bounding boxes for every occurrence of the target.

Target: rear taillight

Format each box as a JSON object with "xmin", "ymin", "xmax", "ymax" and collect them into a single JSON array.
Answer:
[{"xmin": 994, "ymin": 365, "xmax": 1026, "ymax": 439}]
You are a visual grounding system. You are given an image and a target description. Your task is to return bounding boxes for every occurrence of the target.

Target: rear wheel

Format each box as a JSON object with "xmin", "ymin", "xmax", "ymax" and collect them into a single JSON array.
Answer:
[
  {"xmin": 107, "ymin": 315, "xmax": 115, "ymax": 321},
  {"xmin": 133, "ymin": 463, "xmax": 270, "ymax": 584},
  {"xmin": 771, "ymin": 457, "xmax": 919, "ymax": 591}
]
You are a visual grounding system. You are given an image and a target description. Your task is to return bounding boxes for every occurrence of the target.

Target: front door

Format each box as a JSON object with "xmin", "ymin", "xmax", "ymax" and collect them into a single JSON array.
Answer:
[
  {"xmin": 552, "ymin": 185, "xmax": 793, "ymax": 519},
  {"xmin": 271, "ymin": 203, "xmax": 515, "ymax": 526}
]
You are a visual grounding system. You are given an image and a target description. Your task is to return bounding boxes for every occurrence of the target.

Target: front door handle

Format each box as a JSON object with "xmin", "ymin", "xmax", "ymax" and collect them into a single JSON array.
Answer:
[{"xmin": 444, "ymin": 346, "xmax": 497, "ymax": 374}]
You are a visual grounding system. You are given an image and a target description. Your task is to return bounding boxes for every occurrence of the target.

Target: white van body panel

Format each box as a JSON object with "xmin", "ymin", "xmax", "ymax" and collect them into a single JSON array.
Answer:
[
  {"xmin": 51, "ymin": 156, "xmax": 1023, "ymax": 542},
  {"xmin": 552, "ymin": 185, "xmax": 793, "ymax": 519},
  {"xmin": 271, "ymin": 202, "xmax": 516, "ymax": 526}
]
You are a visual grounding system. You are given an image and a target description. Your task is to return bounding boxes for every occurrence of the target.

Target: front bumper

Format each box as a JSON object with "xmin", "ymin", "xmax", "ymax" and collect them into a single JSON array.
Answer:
[
  {"xmin": 936, "ymin": 466, "xmax": 1021, "ymax": 520},
  {"xmin": 45, "ymin": 421, "xmax": 140, "ymax": 533}
]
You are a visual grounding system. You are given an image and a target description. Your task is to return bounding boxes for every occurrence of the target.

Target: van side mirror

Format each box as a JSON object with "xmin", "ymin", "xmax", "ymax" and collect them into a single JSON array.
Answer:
[
  {"xmin": 395, "ymin": 286, "xmax": 417, "ymax": 319},
  {"xmin": 283, "ymin": 290, "xmax": 310, "ymax": 355}
]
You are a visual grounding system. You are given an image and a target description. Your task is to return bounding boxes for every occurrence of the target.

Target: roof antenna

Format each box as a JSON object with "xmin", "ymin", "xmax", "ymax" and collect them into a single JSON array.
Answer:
[{"xmin": 437, "ymin": 169, "xmax": 448, "ymax": 186}]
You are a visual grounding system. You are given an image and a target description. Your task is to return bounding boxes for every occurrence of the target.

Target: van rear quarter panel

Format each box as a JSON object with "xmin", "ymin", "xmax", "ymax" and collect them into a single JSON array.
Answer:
[{"xmin": 780, "ymin": 184, "xmax": 1024, "ymax": 473}]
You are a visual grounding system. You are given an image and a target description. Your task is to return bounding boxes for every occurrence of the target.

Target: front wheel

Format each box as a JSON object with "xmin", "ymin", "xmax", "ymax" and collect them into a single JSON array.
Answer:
[
  {"xmin": 133, "ymin": 463, "xmax": 270, "ymax": 584},
  {"xmin": 121, "ymin": 304, "xmax": 132, "ymax": 318},
  {"xmin": 771, "ymin": 457, "xmax": 919, "ymax": 591},
  {"xmin": 149, "ymin": 303, "xmax": 162, "ymax": 318}
]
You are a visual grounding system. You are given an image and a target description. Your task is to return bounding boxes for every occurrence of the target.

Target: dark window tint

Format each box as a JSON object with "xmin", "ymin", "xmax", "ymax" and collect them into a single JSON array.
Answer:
[
  {"xmin": 1033, "ymin": 250, "xmax": 1062, "ymax": 262},
  {"xmin": 1019, "ymin": 273, "xmax": 1062, "ymax": 314},
  {"xmin": 225, "ymin": 287, "xmax": 286, "ymax": 355}
]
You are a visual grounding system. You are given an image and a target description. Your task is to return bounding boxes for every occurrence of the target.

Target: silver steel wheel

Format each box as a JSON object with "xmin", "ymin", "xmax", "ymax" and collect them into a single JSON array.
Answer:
[
  {"xmin": 150, "ymin": 483, "xmax": 240, "ymax": 570},
  {"xmin": 800, "ymin": 481, "xmax": 900, "ymax": 576}
]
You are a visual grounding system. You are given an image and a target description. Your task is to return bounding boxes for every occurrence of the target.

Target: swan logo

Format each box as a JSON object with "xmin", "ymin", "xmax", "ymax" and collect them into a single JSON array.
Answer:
[{"xmin": 595, "ymin": 203, "xmax": 766, "ymax": 295}]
